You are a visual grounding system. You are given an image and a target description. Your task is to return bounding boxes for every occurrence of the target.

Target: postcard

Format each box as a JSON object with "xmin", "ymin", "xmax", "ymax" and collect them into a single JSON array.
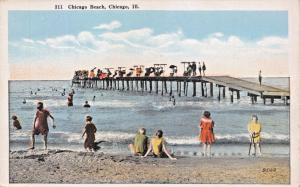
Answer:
[{"xmin": 0, "ymin": 0, "xmax": 299, "ymax": 186}]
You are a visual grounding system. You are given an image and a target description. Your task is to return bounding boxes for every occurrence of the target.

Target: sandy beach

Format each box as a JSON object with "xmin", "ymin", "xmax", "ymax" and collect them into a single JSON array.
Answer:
[{"xmin": 9, "ymin": 149, "xmax": 289, "ymax": 184}]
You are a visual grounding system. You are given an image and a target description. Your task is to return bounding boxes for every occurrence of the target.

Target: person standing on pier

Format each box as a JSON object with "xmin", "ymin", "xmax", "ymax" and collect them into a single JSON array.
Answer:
[
  {"xmin": 248, "ymin": 115, "xmax": 262, "ymax": 156},
  {"xmin": 202, "ymin": 62, "xmax": 206, "ymax": 76},
  {"xmin": 199, "ymin": 111, "xmax": 215, "ymax": 157},
  {"xmin": 258, "ymin": 70, "xmax": 262, "ymax": 86},
  {"xmin": 192, "ymin": 62, "xmax": 197, "ymax": 76},
  {"xmin": 198, "ymin": 62, "xmax": 202, "ymax": 76}
]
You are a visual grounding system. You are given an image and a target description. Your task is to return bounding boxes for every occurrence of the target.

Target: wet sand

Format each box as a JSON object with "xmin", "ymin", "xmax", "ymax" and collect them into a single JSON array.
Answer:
[{"xmin": 9, "ymin": 149, "xmax": 289, "ymax": 184}]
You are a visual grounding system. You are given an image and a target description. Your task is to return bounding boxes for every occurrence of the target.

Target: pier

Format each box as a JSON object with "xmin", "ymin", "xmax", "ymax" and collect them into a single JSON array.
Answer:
[{"xmin": 72, "ymin": 76, "xmax": 290, "ymax": 105}]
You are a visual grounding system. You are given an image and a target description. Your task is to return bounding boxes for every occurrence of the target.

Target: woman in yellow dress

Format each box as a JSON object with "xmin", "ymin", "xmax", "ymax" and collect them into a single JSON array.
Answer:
[
  {"xmin": 142, "ymin": 130, "xmax": 176, "ymax": 160},
  {"xmin": 248, "ymin": 115, "xmax": 262, "ymax": 156}
]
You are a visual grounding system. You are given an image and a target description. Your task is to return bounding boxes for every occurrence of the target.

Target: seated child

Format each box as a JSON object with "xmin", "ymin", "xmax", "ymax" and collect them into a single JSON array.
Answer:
[{"xmin": 128, "ymin": 128, "xmax": 148, "ymax": 156}]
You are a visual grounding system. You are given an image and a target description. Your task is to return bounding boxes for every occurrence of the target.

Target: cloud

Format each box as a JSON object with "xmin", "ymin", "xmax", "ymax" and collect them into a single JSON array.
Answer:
[
  {"xmin": 10, "ymin": 24, "xmax": 289, "ymax": 79},
  {"xmin": 211, "ymin": 32, "xmax": 224, "ymax": 38},
  {"xmin": 256, "ymin": 36, "xmax": 288, "ymax": 48},
  {"xmin": 22, "ymin": 38, "xmax": 35, "ymax": 43},
  {"xmin": 93, "ymin": 20, "xmax": 121, "ymax": 30}
]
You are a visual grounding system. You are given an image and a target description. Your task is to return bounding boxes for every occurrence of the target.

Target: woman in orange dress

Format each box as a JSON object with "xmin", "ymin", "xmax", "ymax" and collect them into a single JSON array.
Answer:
[{"xmin": 199, "ymin": 111, "xmax": 215, "ymax": 157}]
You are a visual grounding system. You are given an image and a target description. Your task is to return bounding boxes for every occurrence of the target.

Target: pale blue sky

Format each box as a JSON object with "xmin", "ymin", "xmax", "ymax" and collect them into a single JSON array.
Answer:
[
  {"xmin": 9, "ymin": 11, "xmax": 287, "ymax": 42},
  {"xmin": 8, "ymin": 11, "xmax": 289, "ymax": 79}
]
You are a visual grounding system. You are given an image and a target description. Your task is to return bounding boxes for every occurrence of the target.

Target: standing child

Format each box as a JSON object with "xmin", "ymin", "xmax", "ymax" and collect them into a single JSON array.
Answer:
[
  {"xmin": 12, "ymin": 115, "xmax": 22, "ymax": 130},
  {"xmin": 30, "ymin": 102, "xmax": 55, "ymax": 150},
  {"xmin": 82, "ymin": 116, "xmax": 97, "ymax": 152},
  {"xmin": 248, "ymin": 115, "xmax": 262, "ymax": 156},
  {"xmin": 199, "ymin": 111, "xmax": 215, "ymax": 157}
]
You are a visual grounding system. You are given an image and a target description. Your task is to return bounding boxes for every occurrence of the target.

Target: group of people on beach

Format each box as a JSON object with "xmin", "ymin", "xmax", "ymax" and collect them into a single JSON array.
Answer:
[{"xmin": 12, "ymin": 99, "xmax": 262, "ymax": 158}]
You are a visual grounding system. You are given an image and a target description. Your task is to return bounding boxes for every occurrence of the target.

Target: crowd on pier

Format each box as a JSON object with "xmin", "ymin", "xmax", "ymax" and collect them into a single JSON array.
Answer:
[{"xmin": 72, "ymin": 61, "xmax": 207, "ymax": 81}]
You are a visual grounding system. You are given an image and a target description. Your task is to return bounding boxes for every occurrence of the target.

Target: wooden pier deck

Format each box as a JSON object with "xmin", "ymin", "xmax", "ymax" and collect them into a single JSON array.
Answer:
[{"xmin": 72, "ymin": 75, "xmax": 289, "ymax": 105}]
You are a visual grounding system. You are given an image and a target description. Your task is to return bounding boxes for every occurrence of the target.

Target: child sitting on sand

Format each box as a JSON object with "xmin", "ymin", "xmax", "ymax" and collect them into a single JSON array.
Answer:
[
  {"xmin": 12, "ymin": 115, "xmax": 22, "ymax": 130},
  {"xmin": 142, "ymin": 130, "xmax": 176, "ymax": 160},
  {"xmin": 82, "ymin": 116, "xmax": 97, "ymax": 152},
  {"xmin": 30, "ymin": 102, "xmax": 55, "ymax": 150},
  {"xmin": 128, "ymin": 128, "xmax": 148, "ymax": 156}
]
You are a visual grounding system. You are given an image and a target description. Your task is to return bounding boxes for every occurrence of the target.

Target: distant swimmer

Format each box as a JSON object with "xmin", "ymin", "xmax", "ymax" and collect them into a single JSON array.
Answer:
[
  {"xmin": 22, "ymin": 99, "xmax": 26, "ymax": 104},
  {"xmin": 37, "ymin": 88, "xmax": 40, "ymax": 91},
  {"xmin": 67, "ymin": 93, "xmax": 73, "ymax": 106},
  {"xmin": 34, "ymin": 92, "xmax": 37, "ymax": 95},
  {"xmin": 30, "ymin": 91, "xmax": 33, "ymax": 95},
  {"xmin": 172, "ymin": 96, "xmax": 176, "ymax": 106},
  {"xmin": 12, "ymin": 115, "xmax": 22, "ymax": 130},
  {"xmin": 83, "ymin": 101, "xmax": 91, "ymax": 108},
  {"xmin": 71, "ymin": 89, "xmax": 75, "ymax": 94},
  {"xmin": 93, "ymin": 96, "xmax": 96, "ymax": 101}
]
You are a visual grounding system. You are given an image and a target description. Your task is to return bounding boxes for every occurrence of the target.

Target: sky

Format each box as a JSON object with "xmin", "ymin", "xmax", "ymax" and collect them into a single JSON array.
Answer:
[{"xmin": 8, "ymin": 11, "xmax": 288, "ymax": 80}]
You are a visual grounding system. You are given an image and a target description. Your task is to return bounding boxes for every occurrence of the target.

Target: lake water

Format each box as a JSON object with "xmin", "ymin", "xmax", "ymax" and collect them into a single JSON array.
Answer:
[{"xmin": 9, "ymin": 78, "xmax": 290, "ymax": 157}]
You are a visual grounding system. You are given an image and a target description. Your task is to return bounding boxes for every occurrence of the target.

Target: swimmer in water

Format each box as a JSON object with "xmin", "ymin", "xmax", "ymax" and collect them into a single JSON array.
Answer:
[
  {"xmin": 172, "ymin": 95, "xmax": 176, "ymax": 106},
  {"xmin": 83, "ymin": 101, "xmax": 91, "ymax": 108},
  {"xmin": 22, "ymin": 99, "xmax": 26, "ymax": 104},
  {"xmin": 93, "ymin": 96, "xmax": 96, "ymax": 101}
]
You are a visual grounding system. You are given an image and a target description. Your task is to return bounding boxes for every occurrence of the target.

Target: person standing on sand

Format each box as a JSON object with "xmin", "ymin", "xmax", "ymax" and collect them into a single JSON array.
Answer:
[
  {"xmin": 199, "ymin": 111, "xmax": 215, "ymax": 157},
  {"xmin": 128, "ymin": 128, "xmax": 148, "ymax": 156},
  {"xmin": 258, "ymin": 70, "xmax": 262, "ymax": 86},
  {"xmin": 12, "ymin": 115, "xmax": 22, "ymax": 130},
  {"xmin": 82, "ymin": 116, "xmax": 97, "ymax": 152},
  {"xmin": 142, "ymin": 130, "xmax": 176, "ymax": 160},
  {"xmin": 30, "ymin": 102, "xmax": 55, "ymax": 150},
  {"xmin": 248, "ymin": 115, "xmax": 262, "ymax": 156}
]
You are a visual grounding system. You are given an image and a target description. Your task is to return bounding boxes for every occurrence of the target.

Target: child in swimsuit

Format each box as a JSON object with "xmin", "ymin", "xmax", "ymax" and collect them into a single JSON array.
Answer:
[{"xmin": 82, "ymin": 116, "xmax": 97, "ymax": 152}]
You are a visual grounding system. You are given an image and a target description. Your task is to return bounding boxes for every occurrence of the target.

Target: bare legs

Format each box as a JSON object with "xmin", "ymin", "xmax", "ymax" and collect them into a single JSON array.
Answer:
[
  {"xmin": 29, "ymin": 133, "xmax": 48, "ymax": 150},
  {"xmin": 202, "ymin": 143, "xmax": 211, "ymax": 157},
  {"xmin": 128, "ymin": 144, "xmax": 136, "ymax": 155},
  {"xmin": 43, "ymin": 134, "xmax": 48, "ymax": 150}
]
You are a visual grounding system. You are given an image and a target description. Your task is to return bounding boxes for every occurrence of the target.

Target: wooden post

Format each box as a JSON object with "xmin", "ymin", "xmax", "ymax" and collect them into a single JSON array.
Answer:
[
  {"xmin": 185, "ymin": 81, "xmax": 188, "ymax": 96},
  {"xmin": 145, "ymin": 81, "xmax": 147, "ymax": 91},
  {"xmin": 102, "ymin": 79, "xmax": 105, "ymax": 89},
  {"xmin": 155, "ymin": 80, "xmax": 158, "ymax": 94},
  {"xmin": 164, "ymin": 81, "xmax": 168, "ymax": 94},
  {"xmin": 149, "ymin": 80, "xmax": 152, "ymax": 93},
  {"xmin": 169, "ymin": 81, "xmax": 173, "ymax": 96},
  {"xmin": 204, "ymin": 83, "xmax": 207, "ymax": 97},
  {"xmin": 201, "ymin": 82, "xmax": 204, "ymax": 96},
  {"xmin": 218, "ymin": 86, "xmax": 221, "ymax": 101},
  {"xmin": 126, "ymin": 80, "xmax": 129, "ymax": 91},
  {"xmin": 230, "ymin": 89, "xmax": 234, "ymax": 103},
  {"xmin": 141, "ymin": 80, "xmax": 144, "ymax": 93},
  {"xmin": 183, "ymin": 81, "xmax": 186, "ymax": 95},
  {"xmin": 192, "ymin": 81, "xmax": 196, "ymax": 97},
  {"xmin": 131, "ymin": 80, "xmax": 134, "ymax": 91},
  {"xmin": 271, "ymin": 97, "xmax": 274, "ymax": 104},
  {"xmin": 176, "ymin": 81, "xmax": 179, "ymax": 93},
  {"xmin": 122, "ymin": 80, "xmax": 124, "ymax": 90},
  {"xmin": 263, "ymin": 97, "xmax": 266, "ymax": 105},
  {"xmin": 237, "ymin": 90, "xmax": 240, "ymax": 99},
  {"xmin": 161, "ymin": 81, "xmax": 164, "ymax": 96},
  {"xmin": 210, "ymin": 82, "xmax": 213, "ymax": 97},
  {"xmin": 136, "ymin": 80, "xmax": 139, "ymax": 91},
  {"xmin": 223, "ymin": 87, "xmax": 226, "ymax": 98},
  {"xmin": 178, "ymin": 81, "xmax": 181, "ymax": 97}
]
